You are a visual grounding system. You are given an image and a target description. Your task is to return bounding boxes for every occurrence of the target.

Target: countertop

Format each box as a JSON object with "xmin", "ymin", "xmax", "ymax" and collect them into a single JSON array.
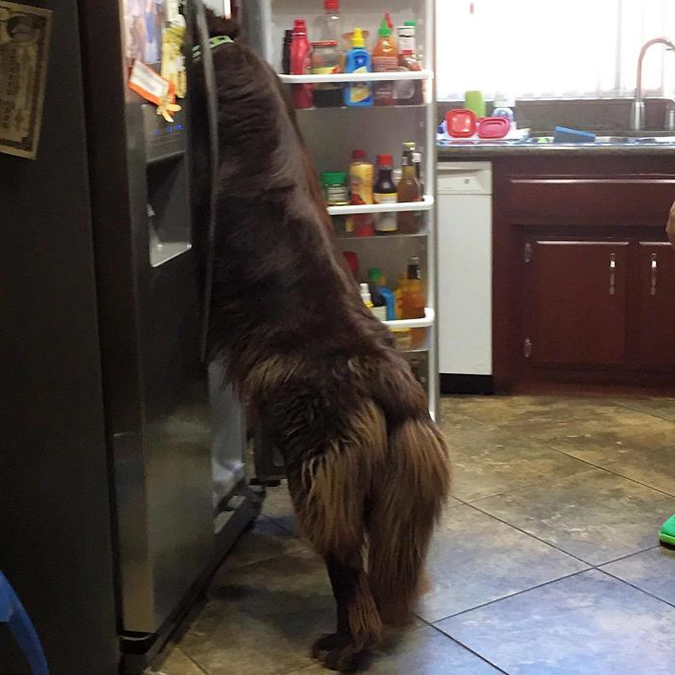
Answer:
[{"xmin": 437, "ymin": 140, "xmax": 675, "ymax": 160}]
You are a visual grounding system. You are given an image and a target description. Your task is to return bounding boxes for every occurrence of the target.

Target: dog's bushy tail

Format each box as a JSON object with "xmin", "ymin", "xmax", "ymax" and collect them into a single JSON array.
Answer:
[{"xmin": 368, "ymin": 415, "xmax": 450, "ymax": 625}]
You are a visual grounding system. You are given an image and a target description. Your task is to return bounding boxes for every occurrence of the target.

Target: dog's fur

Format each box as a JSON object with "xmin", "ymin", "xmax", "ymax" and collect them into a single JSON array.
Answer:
[{"xmin": 192, "ymin": 21, "xmax": 450, "ymax": 672}]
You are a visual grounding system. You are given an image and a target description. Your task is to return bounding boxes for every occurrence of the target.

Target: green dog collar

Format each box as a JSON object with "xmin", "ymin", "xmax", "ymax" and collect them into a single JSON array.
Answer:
[{"xmin": 193, "ymin": 35, "xmax": 234, "ymax": 61}]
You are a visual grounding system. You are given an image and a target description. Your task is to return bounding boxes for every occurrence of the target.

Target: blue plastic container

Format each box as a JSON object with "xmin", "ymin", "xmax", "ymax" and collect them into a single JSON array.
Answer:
[{"xmin": 553, "ymin": 126, "xmax": 596, "ymax": 144}]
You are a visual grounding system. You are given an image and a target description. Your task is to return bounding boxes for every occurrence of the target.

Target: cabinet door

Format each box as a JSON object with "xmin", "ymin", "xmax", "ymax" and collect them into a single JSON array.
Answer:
[
  {"xmin": 524, "ymin": 240, "xmax": 629, "ymax": 366},
  {"xmin": 636, "ymin": 243, "xmax": 675, "ymax": 369}
]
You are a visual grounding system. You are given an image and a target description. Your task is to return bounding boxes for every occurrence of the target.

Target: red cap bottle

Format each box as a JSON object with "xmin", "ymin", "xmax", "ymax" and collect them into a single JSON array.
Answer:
[
  {"xmin": 325, "ymin": 0, "xmax": 339, "ymax": 10},
  {"xmin": 291, "ymin": 19, "xmax": 312, "ymax": 109}
]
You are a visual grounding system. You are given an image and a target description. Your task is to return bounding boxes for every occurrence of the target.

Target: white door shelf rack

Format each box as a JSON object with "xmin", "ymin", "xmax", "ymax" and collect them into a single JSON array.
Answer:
[
  {"xmin": 327, "ymin": 195, "xmax": 434, "ymax": 216},
  {"xmin": 248, "ymin": 0, "xmax": 439, "ymax": 420},
  {"xmin": 384, "ymin": 307, "xmax": 435, "ymax": 329}
]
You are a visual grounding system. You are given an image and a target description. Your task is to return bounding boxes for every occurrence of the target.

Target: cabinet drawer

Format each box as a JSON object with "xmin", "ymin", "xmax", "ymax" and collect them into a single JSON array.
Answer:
[{"xmin": 504, "ymin": 177, "xmax": 675, "ymax": 226}]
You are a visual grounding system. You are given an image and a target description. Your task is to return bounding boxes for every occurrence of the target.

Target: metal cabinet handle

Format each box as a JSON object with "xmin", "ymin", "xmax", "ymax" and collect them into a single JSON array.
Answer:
[
  {"xmin": 651, "ymin": 253, "xmax": 658, "ymax": 296},
  {"xmin": 609, "ymin": 253, "xmax": 617, "ymax": 296}
]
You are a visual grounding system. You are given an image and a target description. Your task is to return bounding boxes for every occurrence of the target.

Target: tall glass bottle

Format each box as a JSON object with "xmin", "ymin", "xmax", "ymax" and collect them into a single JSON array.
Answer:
[{"xmin": 396, "ymin": 152, "xmax": 422, "ymax": 234}]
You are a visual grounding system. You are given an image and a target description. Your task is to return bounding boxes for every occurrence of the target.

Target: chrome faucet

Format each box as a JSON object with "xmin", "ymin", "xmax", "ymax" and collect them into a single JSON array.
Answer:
[{"xmin": 631, "ymin": 37, "xmax": 675, "ymax": 132}]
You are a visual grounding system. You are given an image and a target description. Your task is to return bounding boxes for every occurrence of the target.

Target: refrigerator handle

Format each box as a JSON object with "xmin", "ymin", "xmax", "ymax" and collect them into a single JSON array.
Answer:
[{"xmin": 194, "ymin": 0, "xmax": 220, "ymax": 362}]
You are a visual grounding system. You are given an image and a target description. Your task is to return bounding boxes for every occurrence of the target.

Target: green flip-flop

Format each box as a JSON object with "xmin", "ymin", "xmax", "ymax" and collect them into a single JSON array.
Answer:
[{"xmin": 659, "ymin": 513, "xmax": 675, "ymax": 548}]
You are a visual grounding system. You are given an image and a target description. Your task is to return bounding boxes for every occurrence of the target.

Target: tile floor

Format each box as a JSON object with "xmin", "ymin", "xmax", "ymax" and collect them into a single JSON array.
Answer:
[{"xmin": 148, "ymin": 395, "xmax": 675, "ymax": 675}]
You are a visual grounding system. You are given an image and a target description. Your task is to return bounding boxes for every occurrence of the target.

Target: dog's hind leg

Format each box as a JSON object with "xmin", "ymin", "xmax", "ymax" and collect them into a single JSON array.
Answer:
[
  {"xmin": 312, "ymin": 550, "xmax": 380, "ymax": 672},
  {"xmin": 285, "ymin": 400, "xmax": 387, "ymax": 671}
]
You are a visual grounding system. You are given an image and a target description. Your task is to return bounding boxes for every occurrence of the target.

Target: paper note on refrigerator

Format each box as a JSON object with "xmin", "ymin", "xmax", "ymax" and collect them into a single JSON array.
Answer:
[{"xmin": 0, "ymin": 2, "xmax": 52, "ymax": 159}]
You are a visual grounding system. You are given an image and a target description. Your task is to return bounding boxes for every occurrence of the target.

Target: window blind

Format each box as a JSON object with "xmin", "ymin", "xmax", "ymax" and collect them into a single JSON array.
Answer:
[{"xmin": 436, "ymin": 0, "xmax": 675, "ymax": 100}]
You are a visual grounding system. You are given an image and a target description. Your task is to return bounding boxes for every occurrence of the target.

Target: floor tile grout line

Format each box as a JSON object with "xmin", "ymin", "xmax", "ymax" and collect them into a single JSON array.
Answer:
[
  {"xmin": 425, "ymin": 568, "xmax": 589, "ymax": 625},
  {"xmin": 469, "ymin": 495, "xmax": 671, "ymax": 569},
  {"xmin": 217, "ymin": 536, "xmax": 317, "ymax": 576},
  {"xmin": 183, "ymin": 651, "xmax": 210, "ymax": 675},
  {"xmin": 416, "ymin": 617, "xmax": 511, "ymax": 674},
  {"xmin": 583, "ymin": 466, "xmax": 675, "ymax": 500},
  {"xmin": 260, "ymin": 512, "xmax": 297, "ymax": 536},
  {"xmin": 614, "ymin": 399, "xmax": 675, "ymax": 425},
  {"xmin": 598, "ymin": 565, "xmax": 675, "ymax": 610},
  {"xmin": 531, "ymin": 437, "xmax": 675, "ymax": 500},
  {"xmin": 447, "ymin": 411, "xmax": 673, "ymax": 485},
  {"xmin": 445, "ymin": 426, "xmax": 675, "ymax": 511},
  {"xmin": 462, "ymin": 500, "xmax": 595, "ymax": 566},
  {"xmin": 595, "ymin": 544, "xmax": 661, "ymax": 567},
  {"xmin": 442, "ymin": 409, "xmax": 675, "ymax": 501},
  {"xmin": 443, "ymin": 399, "xmax": 675, "ymax": 457}
]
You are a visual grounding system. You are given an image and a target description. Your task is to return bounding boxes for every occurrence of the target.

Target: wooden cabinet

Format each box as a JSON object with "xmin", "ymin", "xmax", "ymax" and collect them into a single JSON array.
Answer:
[
  {"xmin": 636, "ymin": 242, "xmax": 675, "ymax": 369},
  {"xmin": 523, "ymin": 241, "xmax": 628, "ymax": 367},
  {"xmin": 492, "ymin": 155, "xmax": 675, "ymax": 390}
]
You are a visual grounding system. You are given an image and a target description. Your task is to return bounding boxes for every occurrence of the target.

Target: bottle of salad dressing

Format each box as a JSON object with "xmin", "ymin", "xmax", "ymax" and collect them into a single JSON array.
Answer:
[{"xmin": 396, "ymin": 149, "xmax": 422, "ymax": 234}]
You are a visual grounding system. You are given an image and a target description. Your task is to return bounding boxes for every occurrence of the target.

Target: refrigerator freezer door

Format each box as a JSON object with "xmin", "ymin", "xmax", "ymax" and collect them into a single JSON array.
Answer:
[{"xmin": 79, "ymin": 0, "xmax": 214, "ymax": 636}]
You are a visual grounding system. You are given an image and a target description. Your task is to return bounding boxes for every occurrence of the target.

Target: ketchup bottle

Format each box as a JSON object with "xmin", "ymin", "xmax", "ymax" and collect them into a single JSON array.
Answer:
[{"xmin": 291, "ymin": 19, "xmax": 312, "ymax": 109}]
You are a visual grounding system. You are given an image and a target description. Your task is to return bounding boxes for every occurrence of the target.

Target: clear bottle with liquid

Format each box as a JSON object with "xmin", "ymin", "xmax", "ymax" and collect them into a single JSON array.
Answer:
[
  {"xmin": 396, "ymin": 150, "xmax": 423, "ymax": 234},
  {"xmin": 320, "ymin": 0, "xmax": 346, "ymax": 51}
]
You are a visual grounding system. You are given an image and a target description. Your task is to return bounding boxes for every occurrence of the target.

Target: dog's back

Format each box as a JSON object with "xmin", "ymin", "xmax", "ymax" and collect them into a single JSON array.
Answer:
[{"xmin": 197, "ymin": 37, "xmax": 450, "ymax": 670}]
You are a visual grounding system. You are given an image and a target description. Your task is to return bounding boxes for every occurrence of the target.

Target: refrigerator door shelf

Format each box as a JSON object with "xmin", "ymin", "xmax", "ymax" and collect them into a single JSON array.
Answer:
[
  {"xmin": 384, "ymin": 307, "xmax": 435, "ymax": 329},
  {"xmin": 327, "ymin": 195, "xmax": 435, "ymax": 216}
]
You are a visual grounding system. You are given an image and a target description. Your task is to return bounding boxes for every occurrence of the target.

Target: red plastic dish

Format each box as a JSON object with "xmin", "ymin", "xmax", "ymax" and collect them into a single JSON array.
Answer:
[
  {"xmin": 477, "ymin": 117, "xmax": 510, "ymax": 139},
  {"xmin": 446, "ymin": 109, "xmax": 477, "ymax": 138}
]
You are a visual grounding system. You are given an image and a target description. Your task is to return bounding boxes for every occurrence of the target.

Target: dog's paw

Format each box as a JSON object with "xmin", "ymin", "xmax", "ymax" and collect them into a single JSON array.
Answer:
[
  {"xmin": 311, "ymin": 633, "xmax": 349, "ymax": 659},
  {"xmin": 323, "ymin": 643, "xmax": 363, "ymax": 673}
]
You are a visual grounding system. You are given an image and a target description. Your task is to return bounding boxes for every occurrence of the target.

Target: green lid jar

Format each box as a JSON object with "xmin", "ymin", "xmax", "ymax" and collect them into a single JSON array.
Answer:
[{"xmin": 321, "ymin": 171, "xmax": 349, "ymax": 206}]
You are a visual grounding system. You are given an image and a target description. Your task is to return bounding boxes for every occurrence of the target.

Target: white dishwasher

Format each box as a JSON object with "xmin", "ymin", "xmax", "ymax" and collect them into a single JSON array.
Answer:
[{"xmin": 437, "ymin": 162, "xmax": 493, "ymax": 380}]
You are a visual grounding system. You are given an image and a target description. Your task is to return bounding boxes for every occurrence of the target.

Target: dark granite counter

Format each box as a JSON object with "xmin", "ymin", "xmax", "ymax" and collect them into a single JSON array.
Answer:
[{"xmin": 437, "ymin": 141, "xmax": 675, "ymax": 160}]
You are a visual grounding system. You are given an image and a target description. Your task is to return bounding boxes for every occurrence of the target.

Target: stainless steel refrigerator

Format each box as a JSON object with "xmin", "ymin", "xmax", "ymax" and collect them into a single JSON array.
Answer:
[{"xmin": 1, "ymin": 1, "xmax": 259, "ymax": 673}]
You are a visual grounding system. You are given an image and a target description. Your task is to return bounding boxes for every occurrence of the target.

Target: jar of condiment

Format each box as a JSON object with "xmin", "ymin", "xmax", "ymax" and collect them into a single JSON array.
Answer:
[
  {"xmin": 310, "ymin": 40, "xmax": 342, "ymax": 108},
  {"xmin": 321, "ymin": 171, "xmax": 349, "ymax": 205}
]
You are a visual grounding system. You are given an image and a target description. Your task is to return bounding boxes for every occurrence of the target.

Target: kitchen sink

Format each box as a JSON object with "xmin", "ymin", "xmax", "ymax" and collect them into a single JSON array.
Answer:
[{"xmin": 523, "ymin": 131, "xmax": 675, "ymax": 145}]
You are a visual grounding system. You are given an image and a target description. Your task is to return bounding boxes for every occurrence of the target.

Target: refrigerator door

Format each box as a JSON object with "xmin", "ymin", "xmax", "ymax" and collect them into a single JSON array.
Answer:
[
  {"xmin": 79, "ymin": 0, "xmax": 213, "ymax": 635},
  {"xmin": 0, "ymin": 1, "xmax": 119, "ymax": 672}
]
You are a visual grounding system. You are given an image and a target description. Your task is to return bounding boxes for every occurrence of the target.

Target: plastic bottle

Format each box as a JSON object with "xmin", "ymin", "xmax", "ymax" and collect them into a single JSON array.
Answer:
[
  {"xmin": 343, "ymin": 251, "xmax": 359, "ymax": 279},
  {"xmin": 320, "ymin": 0, "xmax": 346, "ymax": 53},
  {"xmin": 311, "ymin": 40, "xmax": 341, "ymax": 107},
  {"xmin": 373, "ymin": 154, "xmax": 398, "ymax": 235},
  {"xmin": 394, "ymin": 273, "xmax": 407, "ymax": 319},
  {"xmin": 368, "ymin": 268, "xmax": 395, "ymax": 320},
  {"xmin": 348, "ymin": 149, "xmax": 375, "ymax": 236},
  {"xmin": 366, "ymin": 275, "xmax": 387, "ymax": 321},
  {"xmin": 372, "ymin": 18, "xmax": 399, "ymax": 106},
  {"xmin": 395, "ymin": 22, "xmax": 423, "ymax": 105},
  {"xmin": 343, "ymin": 28, "xmax": 373, "ymax": 107},
  {"xmin": 360, "ymin": 283, "xmax": 374, "ymax": 309},
  {"xmin": 291, "ymin": 20, "xmax": 312, "ymax": 109},
  {"xmin": 282, "ymin": 29, "xmax": 293, "ymax": 74},
  {"xmin": 396, "ymin": 150, "xmax": 422, "ymax": 234},
  {"xmin": 493, "ymin": 92, "xmax": 516, "ymax": 129}
]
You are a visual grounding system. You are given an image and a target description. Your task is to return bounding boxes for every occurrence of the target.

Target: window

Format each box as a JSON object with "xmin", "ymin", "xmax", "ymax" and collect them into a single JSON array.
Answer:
[{"xmin": 436, "ymin": 0, "xmax": 675, "ymax": 100}]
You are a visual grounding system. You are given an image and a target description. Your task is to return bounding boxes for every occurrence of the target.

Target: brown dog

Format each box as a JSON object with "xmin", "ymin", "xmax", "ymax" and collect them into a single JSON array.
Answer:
[{"xmin": 193, "ymin": 31, "xmax": 450, "ymax": 672}]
